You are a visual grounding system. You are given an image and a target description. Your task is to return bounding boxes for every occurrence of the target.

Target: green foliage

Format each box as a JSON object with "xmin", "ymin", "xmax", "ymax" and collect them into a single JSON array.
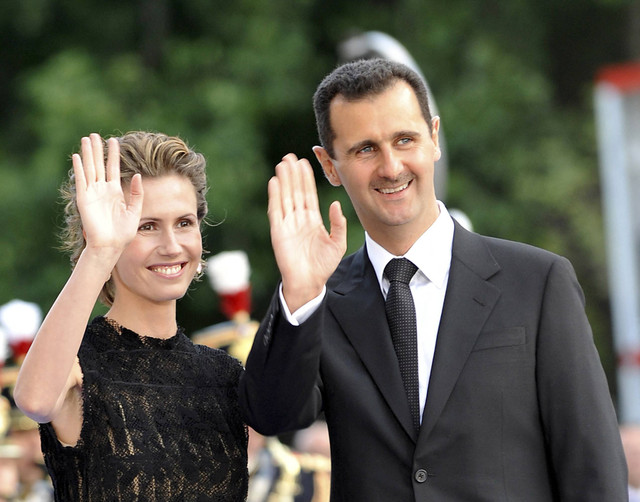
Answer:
[{"xmin": 0, "ymin": 0, "xmax": 633, "ymax": 386}]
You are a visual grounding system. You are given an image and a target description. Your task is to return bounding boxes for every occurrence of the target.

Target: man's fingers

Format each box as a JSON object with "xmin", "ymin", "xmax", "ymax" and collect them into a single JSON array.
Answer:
[
  {"xmin": 271, "ymin": 154, "xmax": 325, "ymax": 233},
  {"xmin": 276, "ymin": 153, "xmax": 321, "ymax": 215},
  {"xmin": 328, "ymin": 200, "xmax": 347, "ymax": 249},
  {"xmin": 276, "ymin": 155, "xmax": 297, "ymax": 216},
  {"xmin": 267, "ymin": 176, "xmax": 283, "ymax": 227},
  {"xmin": 300, "ymin": 158, "xmax": 320, "ymax": 214},
  {"xmin": 289, "ymin": 157, "xmax": 305, "ymax": 214}
]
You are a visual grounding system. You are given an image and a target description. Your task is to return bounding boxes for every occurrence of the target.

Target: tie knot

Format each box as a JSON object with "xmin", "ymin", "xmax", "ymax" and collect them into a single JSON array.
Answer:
[{"xmin": 384, "ymin": 258, "xmax": 418, "ymax": 285}]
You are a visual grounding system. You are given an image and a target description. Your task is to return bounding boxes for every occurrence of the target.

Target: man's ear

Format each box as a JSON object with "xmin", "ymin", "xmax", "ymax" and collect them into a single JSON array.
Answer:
[
  {"xmin": 431, "ymin": 116, "xmax": 442, "ymax": 161},
  {"xmin": 312, "ymin": 146, "xmax": 342, "ymax": 187}
]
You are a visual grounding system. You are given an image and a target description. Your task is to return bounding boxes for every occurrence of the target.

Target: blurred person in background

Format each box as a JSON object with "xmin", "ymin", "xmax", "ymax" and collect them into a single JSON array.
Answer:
[
  {"xmin": 6, "ymin": 412, "xmax": 52, "ymax": 502},
  {"xmin": 621, "ymin": 424, "xmax": 640, "ymax": 501},
  {"xmin": 0, "ymin": 300, "xmax": 52, "ymax": 502},
  {"xmin": 0, "ymin": 442, "xmax": 21, "ymax": 502}
]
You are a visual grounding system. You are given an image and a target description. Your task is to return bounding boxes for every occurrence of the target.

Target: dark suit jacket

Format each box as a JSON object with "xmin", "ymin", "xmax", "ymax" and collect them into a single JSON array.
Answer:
[{"xmin": 240, "ymin": 223, "xmax": 628, "ymax": 501}]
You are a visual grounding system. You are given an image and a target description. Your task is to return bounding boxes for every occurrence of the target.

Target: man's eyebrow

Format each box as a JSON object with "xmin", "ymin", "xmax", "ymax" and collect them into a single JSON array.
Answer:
[
  {"xmin": 346, "ymin": 139, "xmax": 376, "ymax": 156},
  {"xmin": 395, "ymin": 129, "xmax": 422, "ymax": 139},
  {"xmin": 345, "ymin": 130, "xmax": 423, "ymax": 156}
]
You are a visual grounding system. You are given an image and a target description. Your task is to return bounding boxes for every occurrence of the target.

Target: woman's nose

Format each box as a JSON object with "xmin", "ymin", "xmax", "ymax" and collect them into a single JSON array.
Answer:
[{"xmin": 159, "ymin": 230, "xmax": 181, "ymax": 255}]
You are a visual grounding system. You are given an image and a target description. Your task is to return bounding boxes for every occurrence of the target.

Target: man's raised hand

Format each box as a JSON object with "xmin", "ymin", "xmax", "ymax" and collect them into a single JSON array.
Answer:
[{"xmin": 268, "ymin": 154, "xmax": 347, "ymax": 312}]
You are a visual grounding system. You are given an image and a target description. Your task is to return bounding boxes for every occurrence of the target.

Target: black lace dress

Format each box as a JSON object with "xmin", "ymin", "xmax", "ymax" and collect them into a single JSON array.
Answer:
[{"xmin": 39, "ymin": 316, "xmax": 248, "ymax": 501}]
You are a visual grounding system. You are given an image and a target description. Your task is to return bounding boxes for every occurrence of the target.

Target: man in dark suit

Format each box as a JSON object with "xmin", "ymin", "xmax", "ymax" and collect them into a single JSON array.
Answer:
[{"xmin": 239, "ymin": 58, "xmax": 628, "ymax": 500}]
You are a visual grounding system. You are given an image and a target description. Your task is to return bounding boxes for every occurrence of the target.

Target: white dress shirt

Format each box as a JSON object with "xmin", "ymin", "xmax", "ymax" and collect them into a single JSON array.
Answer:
[
  {"xmin": 365, "ymin": 201, "xmax": 453, "ymax": 421},
  {"xmin": 282, "ymin": 202, "xmax": 455, "ymax": 421}
]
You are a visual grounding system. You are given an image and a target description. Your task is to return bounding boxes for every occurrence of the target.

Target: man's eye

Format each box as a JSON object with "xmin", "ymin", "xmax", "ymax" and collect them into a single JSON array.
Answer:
[{"xmin": 358, "ymin": 145, "xmax": 373, "ymax": 154}]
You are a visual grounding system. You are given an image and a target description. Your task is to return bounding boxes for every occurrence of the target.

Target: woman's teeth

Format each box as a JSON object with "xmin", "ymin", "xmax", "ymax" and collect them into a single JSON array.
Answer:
[{"xmin": 151, "ymin": 264, "xmax": 182, "ymax": 275}]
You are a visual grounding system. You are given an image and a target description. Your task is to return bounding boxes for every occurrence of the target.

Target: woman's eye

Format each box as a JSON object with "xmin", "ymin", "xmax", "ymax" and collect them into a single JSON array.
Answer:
[{"xmin": 139, "ymin": 223, "xmax": 154, "ymax": 231}]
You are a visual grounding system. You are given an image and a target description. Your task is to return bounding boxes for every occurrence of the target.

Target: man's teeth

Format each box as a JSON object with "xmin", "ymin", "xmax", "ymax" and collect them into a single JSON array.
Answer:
[
  {"xmin": 151, "ymin": 265, "xmax": 182, "ymax": 275},
  {"xmin": 379, "ymin": 183, "xmax": 409, "ymax": 194}
]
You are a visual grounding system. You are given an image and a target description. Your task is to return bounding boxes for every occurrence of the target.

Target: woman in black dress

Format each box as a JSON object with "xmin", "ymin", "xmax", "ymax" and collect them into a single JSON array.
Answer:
[{"xmin": 14, "ymin": 132, "xmax": 248, "ymax": 501}]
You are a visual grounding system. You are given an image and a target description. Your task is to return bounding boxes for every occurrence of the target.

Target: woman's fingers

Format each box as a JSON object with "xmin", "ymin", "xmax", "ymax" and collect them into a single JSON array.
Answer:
[
  {"xmin": 126, "ymin": 173, "xmax": 144, "ymax": 218},
  {"xmin": 72, "ymin": 153, "xmax": 87, "ymax": 194},
  {"xmin": 74, "ymin": 134, "xmax": 121, "ymax": 201},
  {"xmin": 80, "ymin": 136, "xmax": 96, "ymax": 186},
  {"xmin": 105, "ymin": 138, "xmax": 120, "ymax": 183},
  {"xmin": 90, "ymin": 133, "xmax": 105, "ymax": 182},
  {"xmin": 77, "ymin": 133, "xmax": 108, "ymax": 185}
]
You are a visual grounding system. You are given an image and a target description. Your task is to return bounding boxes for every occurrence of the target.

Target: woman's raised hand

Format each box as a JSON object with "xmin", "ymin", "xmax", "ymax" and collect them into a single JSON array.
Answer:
[{"xmin": 72, "ymin": 133, "xmax": 144, "ymax": 254}]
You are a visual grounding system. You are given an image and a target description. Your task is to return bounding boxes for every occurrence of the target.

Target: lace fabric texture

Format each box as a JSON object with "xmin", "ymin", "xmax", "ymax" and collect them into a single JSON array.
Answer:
[{"xmin": 40, "ymin": 316, "xmax": 248, "ymax": 501}]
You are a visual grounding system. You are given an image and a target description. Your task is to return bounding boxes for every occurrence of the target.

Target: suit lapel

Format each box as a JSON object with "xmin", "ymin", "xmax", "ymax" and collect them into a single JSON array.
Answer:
[
  {"xmin": 326, "ymin": 225, "xmax": 503, "ymax": 443},
  {"xmin": 327, "ymin": 247, "xmax": 418, "ymax": 441},
  {"xmin": 419, "ymin": 224, "xmax": 502, "ymax": 441}
]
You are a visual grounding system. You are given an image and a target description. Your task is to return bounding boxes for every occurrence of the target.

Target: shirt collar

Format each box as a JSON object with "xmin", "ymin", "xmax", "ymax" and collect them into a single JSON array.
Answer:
[{"xmin": 366, "ymin": 201, "xmax": 454, "ymax": 290}]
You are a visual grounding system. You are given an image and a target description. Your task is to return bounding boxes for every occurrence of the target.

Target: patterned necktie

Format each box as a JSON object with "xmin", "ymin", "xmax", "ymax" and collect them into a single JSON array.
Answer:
[{"xmin": 384, "ymin": 258, "xmax": 420, "ymax": 432}]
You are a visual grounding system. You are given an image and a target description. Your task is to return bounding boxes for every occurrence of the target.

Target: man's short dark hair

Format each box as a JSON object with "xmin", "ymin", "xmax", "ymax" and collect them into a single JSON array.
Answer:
[{"xmin": 312, "ymin": 58, "xmax": 433, "ymax": 158}]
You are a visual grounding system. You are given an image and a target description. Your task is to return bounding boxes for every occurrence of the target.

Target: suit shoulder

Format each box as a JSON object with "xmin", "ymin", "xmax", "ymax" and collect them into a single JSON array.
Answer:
[
  {"xmin": 454, "ymin": 226, "xmax": 577, "ymax": 283},
  {"xmin": 477, "ymin": 232, "xmax": 568, "ymax": 267}
]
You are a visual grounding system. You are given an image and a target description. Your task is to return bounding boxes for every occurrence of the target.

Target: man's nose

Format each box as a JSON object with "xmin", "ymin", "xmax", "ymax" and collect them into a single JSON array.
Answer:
[{"xmin": 378, "ymin": 148, "xmax": 403, "ymax": 179}]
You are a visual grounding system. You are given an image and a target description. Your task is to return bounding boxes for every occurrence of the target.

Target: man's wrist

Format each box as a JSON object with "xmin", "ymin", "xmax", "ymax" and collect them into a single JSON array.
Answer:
[{"xmin": 279, "ymin": 284, "xmax": 326, "ymax": 325}]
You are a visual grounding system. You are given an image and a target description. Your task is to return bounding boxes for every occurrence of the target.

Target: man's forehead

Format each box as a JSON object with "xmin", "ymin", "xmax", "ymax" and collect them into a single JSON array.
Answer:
[{"xmin": 330, "ymin": 86, "xmax": 425, "ymax": 129}]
